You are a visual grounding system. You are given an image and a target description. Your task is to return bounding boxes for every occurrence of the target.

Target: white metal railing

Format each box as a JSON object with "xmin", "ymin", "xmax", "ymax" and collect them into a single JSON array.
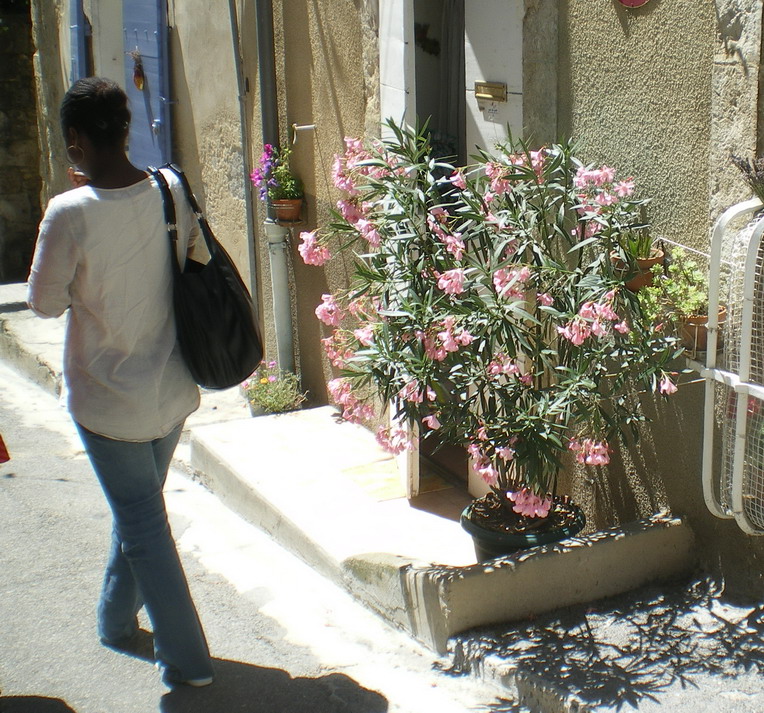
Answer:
[{"xmin": 703, "ymin": 198, "xmax": 764, "ymax": 534}]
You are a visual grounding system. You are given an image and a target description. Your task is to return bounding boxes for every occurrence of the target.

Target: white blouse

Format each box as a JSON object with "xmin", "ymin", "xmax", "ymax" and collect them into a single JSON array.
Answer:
[{"xmin": 27, "ymin": 169, "xmax": 207, "ymax": 441}]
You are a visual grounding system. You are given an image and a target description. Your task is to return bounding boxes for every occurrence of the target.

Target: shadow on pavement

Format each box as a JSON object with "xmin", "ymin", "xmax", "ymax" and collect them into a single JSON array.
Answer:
[
  {"xmin": 160, "ymin": 659, "xmax": 388, "ymax": 713},
  {"xmin": 446, "ymin": 578, "xmax": 764, "ymax": 710},
  {"xmin": 0, "ymin": 697, "xmax": 77, "ymax": 712}
]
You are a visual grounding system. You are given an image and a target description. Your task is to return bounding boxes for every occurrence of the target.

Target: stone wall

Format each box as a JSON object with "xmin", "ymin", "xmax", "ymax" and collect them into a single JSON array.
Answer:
[{"xmin": 0, "ymin": 0, "xmax": 41, "ymax": 283}]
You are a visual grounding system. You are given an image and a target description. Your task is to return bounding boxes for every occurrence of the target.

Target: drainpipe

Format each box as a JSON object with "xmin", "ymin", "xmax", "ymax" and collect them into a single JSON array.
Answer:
[
  {"xmin": 255, "ymin": 0, "xmax": 294, "ymax": 373},
  {"xmin": 227, "ymin": 0, "xmax": 259, "ymax": 313}
]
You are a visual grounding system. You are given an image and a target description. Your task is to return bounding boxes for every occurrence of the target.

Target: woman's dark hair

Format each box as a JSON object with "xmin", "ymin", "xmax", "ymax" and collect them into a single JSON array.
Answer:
[{"xmin": 60, "ymin": 77, "xmax": 131, "ymax": 150}]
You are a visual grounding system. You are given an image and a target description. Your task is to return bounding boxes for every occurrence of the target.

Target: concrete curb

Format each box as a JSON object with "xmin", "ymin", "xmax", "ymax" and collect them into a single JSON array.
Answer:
[
  {"xmin": 190, "ymin": 413, "xmax": 697, "ymax": 655},
  {"xmin": 0, "ymin": 283, "xmax": 63, "ymax": 396}
]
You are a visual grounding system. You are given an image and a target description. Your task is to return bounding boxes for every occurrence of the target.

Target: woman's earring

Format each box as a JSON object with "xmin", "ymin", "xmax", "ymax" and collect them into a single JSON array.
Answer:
[{"xmin": 66, "ymin": 144, "xmax": 85, "ymax": 165}]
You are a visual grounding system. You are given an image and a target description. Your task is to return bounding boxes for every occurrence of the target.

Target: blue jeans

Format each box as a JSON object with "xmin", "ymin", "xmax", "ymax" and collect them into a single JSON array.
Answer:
[{"xmin": 76, "ymin": 422, "xmax": 213, "ymax": 684}]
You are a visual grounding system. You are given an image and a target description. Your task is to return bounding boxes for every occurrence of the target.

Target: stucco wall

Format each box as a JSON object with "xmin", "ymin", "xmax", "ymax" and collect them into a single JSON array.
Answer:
[
  {"xmin": 169, "ymin": 0, "xmax": 249, "ymax": 286},
  {"xmin": 558, "ymin": 0, "xmax": 715, "ymax": 251},
  {"xmin": 264, "ymin": 0, "xmax": 373, "ymax": 406},
  {"xmin": 557, "ymin": 1, "xmax": 764, "ymax": 599}
]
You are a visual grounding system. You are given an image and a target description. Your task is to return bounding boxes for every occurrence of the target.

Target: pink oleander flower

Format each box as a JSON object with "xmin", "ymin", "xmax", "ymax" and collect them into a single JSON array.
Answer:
[
  {"xmin": 422, "ymin": 414, "xmax": 441, "ymax": 430},
  {"xmin": 437, "ymin": 268, "xmax": 466, "ymax": 295},
  {"xmin": 578, "ymin": 302, "xmax": 597, "ymax": 320},
  {"xmin": 418, "ymin": 330, "xmax": 448, "ymax": 361},
  {"xmin": 337, "ymin": 199, "xmax": 363, "ymax": 224},
  {"xmin": 659, "ymin": 375, "xmax": 678, "ymax": 395},
  {"xmin": 473, "ymin": 456, "xmax": 499, "ymax": 486},
  {"xmin": 443, "ymin": 233, "xmax": 465, "ymax": 261},
  {"xmin": 450, "ymin": 170, "xmax": 467, "ymax": 190},
  {"xmin": 569, "ymin": 437, "xmax": 611, "ymax": 466},
  {"xmin": 356, "ymin": 218, "xmax": 381, "ymax": 247},
  {"xmin": 613, "ymin": 179, "xmax": 635, "ymax": 197},
  {"xmin": 430, "ymin": 206, "xmax": 448, "ymax": 223},
  {"xmin": 298, "ymin": 231, "xmax": 332, "ymax": 266},
  {"xmin": 328, "ymin": 377, "xmax": 352, "ymax": 406},
  {"xmin": 493, "ymin": 265, "xmax": 531, "ymax": 299},
  {"xmin": 557, "ymin": 318, "xmax": 591, "ymax": 346},
  {"xmin": 457, "ymin": 329, "xmax": 474, "ymax": 346},
  {"xmin": 496, "ymin": 446, "xmax": 515, "ymax": 461},
  {"xmin": 315, "ymin": 294, "xmax": 344, "ymax": 327},
  {"xmin": 490, "ymin": 177, "xmax": 512, "ymax": 195},
  {"xmin": 321, "ymin": 335, "xmax": 353, "ymax": 368},
  {"xmin": 354, "ymin": 324, "xmax": 375, "ymax": 346},
  {"xmin": 600, "ymin": 165, "xmax": 616, "ymax": 183},
  {"xmin": 487, "ymin": 353, "xmax": 520, "ymax": 378},
  {"xmin": 485, "ymin": 161, "xmax": 504, "ymax": 179},
  {"xmin": 507, "ymin": 488, "xmax": 552, "ymax": 518},
  {"xmin": 537, "ymin": 292, "xmax": 554, "ymax": 307},
  {"xmin": 591, "ymin": 319, "xmax": 609, "ymax": 338},
  {"xmin": 438, "ymin": 327, "xmax": 460, "ymax": 353},
  {"xmin": 332, "ymin": 155, "xmax": 356, "ymax": 193},
  {"xmin": 467, "ymin": 443, "xmax": 483, "ymax": 459},
  {"xmin": 595, "ymin": 191, "xmax": 618, "ymax": 207},
  {"xmin": 376, "ymin": 425, "xmax": 414, "ymax": 455},
  {"xmin": 595, "ymin": 301, "xmax": 620, "ymax": 322},
  {"xmin": 399, "ymin": 379, "xmax": 424, "ymax": 403},
  {"xmin": 614, "ymin": 320, "xmax": 630, "ymax": 334}
]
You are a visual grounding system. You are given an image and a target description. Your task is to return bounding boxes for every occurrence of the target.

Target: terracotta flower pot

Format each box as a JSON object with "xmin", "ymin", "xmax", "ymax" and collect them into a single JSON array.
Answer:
[
  {"xmin": 270, "ymin": 198, "xmax": 303, "ymax": 223},
  {"xmin": 611, "ymin": 249, "xmax": 665, "ymax": 292},
  {"xmin": 679, "ymin": 305, "xmax": 727, "ymax": 352}
]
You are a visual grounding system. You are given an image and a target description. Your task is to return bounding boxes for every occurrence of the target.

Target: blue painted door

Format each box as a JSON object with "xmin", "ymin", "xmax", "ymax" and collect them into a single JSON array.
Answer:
[
  {"xmin": 122, "ymin": 0, "xmax": 172, "ymax": 168},
  {"xmin": 70, "ymin": 0, "xmax": 90, "ymax": 83}
]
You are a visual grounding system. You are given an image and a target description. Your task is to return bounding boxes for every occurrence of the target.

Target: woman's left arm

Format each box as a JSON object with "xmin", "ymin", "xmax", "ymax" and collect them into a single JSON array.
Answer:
[{"xmin": 27, "ymin": 199, "xmax": 79, "ymax": 318}]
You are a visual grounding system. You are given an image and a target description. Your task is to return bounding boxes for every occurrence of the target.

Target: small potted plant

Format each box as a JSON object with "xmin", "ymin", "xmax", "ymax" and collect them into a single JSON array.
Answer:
[
  {"xmin": 639, "ymin": 247, "xmax": 725, "ymax": 353},
  {"xmin": 241, "ymin": 360, "xmax": 307, "ymax": 416},
  {"xmin": 251, "ymin": 143, "xmax": 304, "ymax": 222},
  {"xmin": 297, "ymin": 122, "xmax": 679, "ymax": 561},
  {"xmin": 617, "ymin": 226, "xmax": 665, "ymax": 291}
]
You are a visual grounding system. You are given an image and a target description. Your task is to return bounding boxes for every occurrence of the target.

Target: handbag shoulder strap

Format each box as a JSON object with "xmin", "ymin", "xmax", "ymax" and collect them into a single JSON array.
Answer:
[
  {"xmin": 148, "ymin": 166, "xmax": 181, "ymax": 274},
  {"xmin": 162, "ymin": 163, "xmax": 218, "ymax": 258}
]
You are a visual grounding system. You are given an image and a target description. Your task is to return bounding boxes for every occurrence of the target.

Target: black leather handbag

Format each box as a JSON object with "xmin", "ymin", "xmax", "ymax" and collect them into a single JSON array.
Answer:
[{"xmin": 150, "ymin": 164, "xmax": 263, "ymax": 390}]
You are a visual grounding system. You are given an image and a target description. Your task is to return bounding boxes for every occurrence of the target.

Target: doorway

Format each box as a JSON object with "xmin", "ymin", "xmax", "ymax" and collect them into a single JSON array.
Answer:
[{"xmin": 413, "ymin": 0, "xmax": 466, "ymax": 166}]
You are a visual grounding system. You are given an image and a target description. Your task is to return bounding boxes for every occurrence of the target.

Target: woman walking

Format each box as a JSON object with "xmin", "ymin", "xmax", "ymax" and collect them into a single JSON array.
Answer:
[{"xmin": 27, "ymin": 77, "xmax": 214, "ymax": 688}]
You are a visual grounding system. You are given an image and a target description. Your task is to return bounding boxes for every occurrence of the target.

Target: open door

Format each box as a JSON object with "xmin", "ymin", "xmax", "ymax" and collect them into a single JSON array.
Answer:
[{"xmin": 122, "ymin": 0, "xmax": 172, "ymax": 169}]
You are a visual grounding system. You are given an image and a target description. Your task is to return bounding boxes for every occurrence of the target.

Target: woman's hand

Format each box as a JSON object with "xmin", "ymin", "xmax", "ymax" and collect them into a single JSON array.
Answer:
[{"xmin": 67, "ymin": 166, "xmax": 89, "ymax": 188}]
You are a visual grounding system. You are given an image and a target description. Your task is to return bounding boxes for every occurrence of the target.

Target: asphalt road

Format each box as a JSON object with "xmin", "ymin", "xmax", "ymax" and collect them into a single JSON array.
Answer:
[{"xmin": 0, "ymin": 361, "xmax": 510, "ymax": 713}]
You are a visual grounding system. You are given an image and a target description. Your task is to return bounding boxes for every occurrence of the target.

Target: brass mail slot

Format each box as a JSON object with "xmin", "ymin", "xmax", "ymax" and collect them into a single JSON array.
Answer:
[{"xmin": 474, "ymin": 81, "xmax": 507, "ymax": 103}]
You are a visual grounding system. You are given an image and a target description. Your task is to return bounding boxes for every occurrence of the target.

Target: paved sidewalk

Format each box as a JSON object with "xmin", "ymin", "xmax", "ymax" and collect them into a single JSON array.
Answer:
[{"xmin": 3, "ymin": 282, "xmax": 762, "ymax": 712}]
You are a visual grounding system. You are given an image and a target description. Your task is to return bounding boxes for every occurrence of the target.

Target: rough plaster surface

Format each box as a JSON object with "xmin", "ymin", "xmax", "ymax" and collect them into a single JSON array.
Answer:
[
  {"xmin": 197, "ymin": 112, "xmax": 249, "ymax": 281},
  {"xmin": 709, "ymin": 1, "xmax": 764, "ymax": 229},
  {"xmin": 522, "ymin": 0, "xmax": 558, "ymax": 145},
  {"xmin": 560, "ymin": 0, "xmax": 715, "ymax": 251},
  {"xmin": 271, "ymin": 0, "xmax": 370, "ymax": 406},
  {"xmin": 559, "ymin": 1, "xmax": 764, "ymax": 601}
]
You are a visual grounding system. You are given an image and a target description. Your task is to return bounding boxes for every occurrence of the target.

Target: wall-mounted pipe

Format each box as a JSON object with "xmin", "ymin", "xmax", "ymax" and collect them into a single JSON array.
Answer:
[{"xmin": 255, "ymin": 0, "xmax": 295, "ymax": 373}]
